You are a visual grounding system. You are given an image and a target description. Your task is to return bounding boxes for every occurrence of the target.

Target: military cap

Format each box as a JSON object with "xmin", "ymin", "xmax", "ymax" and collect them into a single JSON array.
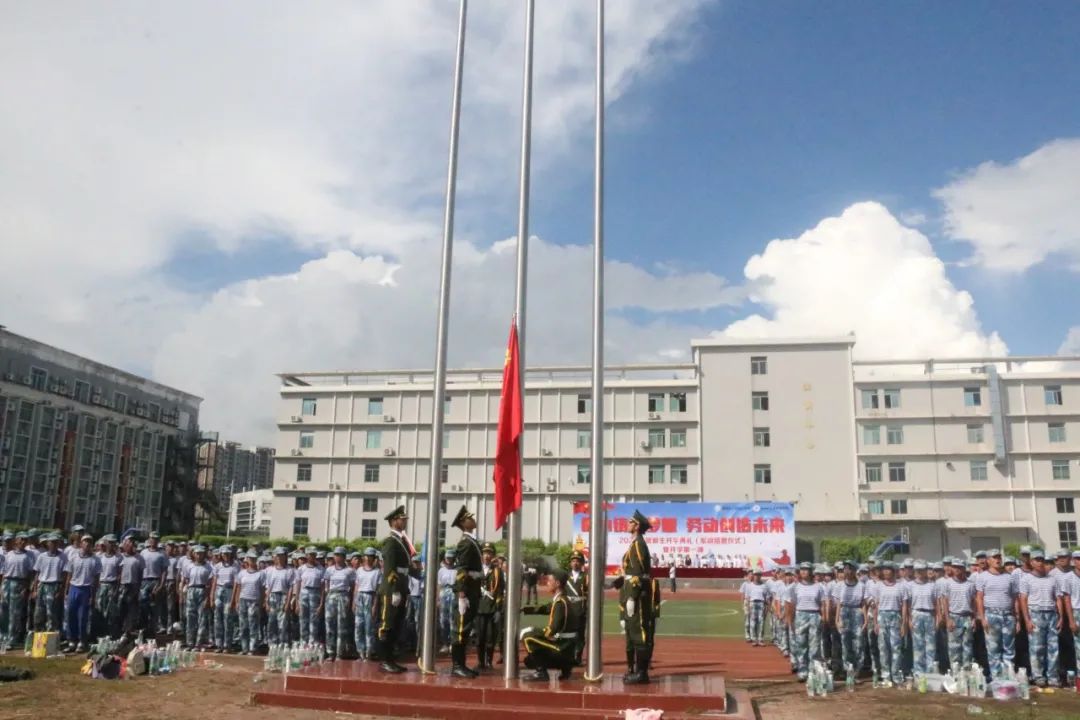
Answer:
[
  {"xmin": 80, "ymin": 534, "xmax": 93, "ymax": 541},
  {"xmin": 245, "ymin": 550, "xmax": 258, "ymax": 559},
  {"xmin": 333, "ymin": 546, "xmax": 347, "ymax": 555},
  {"xmin": 451, "ymin": 505, "xmax": 474, "ymax": 530},
  {"xmin": 385, "ymin": 505, "xmax": 408, "ymax": 523},
  {"xmin": 193, "ymin": 544, "xmax": 207, "ymax": 553},
  {"xmin": 70, "ymin": 524, "xmax": 86, "ymax": 533},
  {"xmin": 498, "ymin": 555, "xmax": 507, "ymax": 561},
  {"xmin": 967, "ymin": 559, "xmax": 979, "ymax": 568},
  {"xmin": 901, "ymin": 558, "xmax": 915, "ymax": 568},
  {"xmin": 305, "ymin": 546, "xmax": 318, "ymax": 555},
  {"xmin": 879, "ymin": 561, "xmax": 895, "ymax": 571},
  {"xmin": 315, "ymin": 551, "xmax": 326, "ymax": 559},
  {"xmin": 1056, "ymin": 549, "xmax": 1070, "ymax": 558},
  {"xmin": 101, "ymin": 534, "xmax": 117, "ymax": 543},
  {"xmin": 26, "ymin": 528, "xmax": 39, "ymax": 537},
  {"xmin": 15, "ymin": 531, "xmax": 28, "ymax": 539},
  {"xmin": 148, "ymin": 531, "xmax": 160, "ymax": 539},
  {"xmin": 798, "ymin": 561, "xmax": 812, "ymax": 571},
  {"xmin": 1020, "ymin": 545, "xmax": 1033, "ymax": 555},
  {"xmin": 1072, "ymin": 551, "xmax": 1080, "ymax": 560},
  {"xmin": 346, "ymin": 551, "xmax": 359, "ymax": 560},
  {"xmin": 950, "ymin": 558, "xmax": 966, "ymax": 568},
  {"xmin": 942, "ymin": 555, "xmax": 954, "ymax": 565},
  {"xmin": 751, "ymin": 568, "xmax": 763, "ymax": 575},
  {"xmin": 364, "ymin": 547, "xmax": 378, "ymax": 557},
  {"xmin": 480, "ymin": 542, "xmax": 496, "ymax": 554},
  {"xmin": 1031, "ymin": 548, "xmax": 1046, "ymax": 560},
  {"xmin": 629, "ymin": 509, "xmax": 652, "ymax": 532},
  {"xmin": 930, "ymin": 562, "xmax": 943, "ymax": 570},
  {"xmin": 550, "ymin": 568, "xmax": 569, "ymax": 585},
  {"xmin": 833, "ymin": 561, "xmax": 844, "ymax": 570},
  {"xmin": 273, "ymin": 546, "xmax": 288, "ymax": 555},
  {"xmin": 866, "ymin": 558, "xmax": 877, "ymax": 566},
  {"xmin": 221, "ymin": 545, "xmax": 234, "ymax": 554},
  {"xmin": 165, "ymin": 540, "xmax": 176, "ymax": 546},
  {"xmin": 258, "ymin": 554, "xmax": 271, "ymax": 563},
  {"xmin": 570, "ymin": 550, "xmax": 586, "ymax": 562},
  {"xmin": 913, "ymin": 561, "xmax": 927, "ymax": 571},
  {"xmin": 444, "ymin": 548, "xmax": 457, "ymax": 558},
  {"xmin": 857, "ymin": 564, "xmax": 869, "ymax": 573},
  {"xmin": 1003, "ymin": 556, "xmax": 1017, "ymax": 565},
  {"xmin": 1, "ymin": 531, "xmax": 12, "ymax": 540}
]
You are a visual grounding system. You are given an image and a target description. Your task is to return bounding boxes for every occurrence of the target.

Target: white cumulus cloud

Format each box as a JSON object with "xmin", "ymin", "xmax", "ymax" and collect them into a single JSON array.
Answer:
[
  {"xmin": 934, "ymin": 138, "xmax": 1080, "ymax": 272},
  {"xmin": 718, "ymin": 202, "xmax": 1008, "ymax": 359}
]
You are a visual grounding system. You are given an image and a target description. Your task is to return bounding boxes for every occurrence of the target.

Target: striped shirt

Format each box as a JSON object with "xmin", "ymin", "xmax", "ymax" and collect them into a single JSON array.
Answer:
[
  {"xmin": 946, "ymin": 578, "xmax": 976, "ymax": 615},
  {"xmin": 975, "ymin": 570, "xmax": 1018, "ymax": 611},
  {"xmin": 1019, "ymin": 572, "xmax": 1060, "ymax": 611},
  {"xmin": 909, "ymin": 580, "xmax": 938, "ymax": 611},
  {"xmin": 873, "ymin": 582, "xmax": 908, "ymax": 612}
]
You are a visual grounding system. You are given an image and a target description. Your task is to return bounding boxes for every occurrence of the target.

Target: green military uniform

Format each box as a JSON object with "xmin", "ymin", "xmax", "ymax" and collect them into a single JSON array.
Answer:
[
  {"xmin": 375, "ymin": 506, "xmax": 412, "ymax": 673},
  {"xmin": 522, "ymin": 569, "xmax": 579, "ymax": 681},
  {"xmin": 618, "ymin": 510, "xmax": 655, "ymax": 684},
  {"xmin": 566, "ymin": 552, "xmax": 589, "ymax": 665},
  {"xmin": 450, "ymin": 506, "xmax": 482, "ymax": 677},
  {"xmin": 475, "ymin": 543, "xmax": 503, "ymax": 668}
]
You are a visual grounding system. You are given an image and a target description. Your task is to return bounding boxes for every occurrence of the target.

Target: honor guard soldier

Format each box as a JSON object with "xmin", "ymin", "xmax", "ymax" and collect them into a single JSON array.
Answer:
[
  {"xmin": 567, "ymin": 550, "xmax": 589, "ymax": 665},
  {"xmin": 376, "ymin": 505, "xmax": 414, "ymax": 674},
  {"xmin": 615, "ymin": 509, "xmax": 654, "ymax": 685},
  {"xmin": 475, "ymin": 542, "xmax": 503, "ymax": 669},
  {"xmin": 450, "ymin": 505, "xmax": 482, "ymax": 678},
  {"xmin": 521, "ymin": 569, "xmax": 578, "ymax": 681}
]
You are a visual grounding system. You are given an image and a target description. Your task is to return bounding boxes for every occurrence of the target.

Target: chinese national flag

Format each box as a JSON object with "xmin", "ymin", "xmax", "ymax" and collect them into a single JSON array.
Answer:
[{"xmin": 493, "ymin": 320, "xmax": 523, "ymax": 530}]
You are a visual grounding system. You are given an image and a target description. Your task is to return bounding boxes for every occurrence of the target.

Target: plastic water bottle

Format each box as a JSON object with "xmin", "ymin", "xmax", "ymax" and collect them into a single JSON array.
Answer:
[
  {"xmin": 1067, "ymin": 670, "xmax": 1076, "ymax": 691},
  {"xmin": 845, "ymin": 663, "xmax": 855, "ymax": 692},
  {"xmin": 1018, "ymin": 668, "xmax": 1029, "ymax": 700},
  {"xmin": 806, "ymin": 672, "xmax": 816, "ymax": 697}
]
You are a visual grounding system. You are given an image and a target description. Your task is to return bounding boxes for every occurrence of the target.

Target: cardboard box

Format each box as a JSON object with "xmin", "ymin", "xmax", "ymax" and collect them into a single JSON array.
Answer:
[{"xmin": 31, "ymin": 631, "xmax": 59, "ymax": 658}]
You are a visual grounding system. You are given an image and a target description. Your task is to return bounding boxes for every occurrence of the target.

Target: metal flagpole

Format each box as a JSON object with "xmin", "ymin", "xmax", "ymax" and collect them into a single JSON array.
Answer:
[
  {"xmin": 585, "ymin": 0, "xmax": 606, "ymax": 683},
  {"xmin": 503, "ymin": 0, "xmax": 534, "ymax": 682},
  {"xmin": 420, "ymin": 0, "xmax": 467, "ymax": 674}
]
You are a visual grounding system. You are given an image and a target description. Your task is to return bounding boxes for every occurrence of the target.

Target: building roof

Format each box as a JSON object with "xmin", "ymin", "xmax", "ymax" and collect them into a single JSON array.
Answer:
[{"xmin": 690, "ymin": 335, "xmax": 856, "ymax": 349}]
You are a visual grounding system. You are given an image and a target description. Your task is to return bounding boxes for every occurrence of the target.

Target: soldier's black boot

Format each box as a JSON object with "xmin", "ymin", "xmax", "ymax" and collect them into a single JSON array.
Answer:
[
  {"xmin": 622, "ymin": 647, "xmax": 636, "ymax": 682},
  {"xmin": 558, "ymin": 658, "xmax": 573, "ymax": 681},
  {"xmin": 523, "ymin": 667, "xmax": 550, "ymax": 682},
  {"xmin": 451, "ymin": 644, "xmax": 476, "ymax": 679},
  {"xmin": 378, "ymin": 641, "xmax": 406, "ymax": 674},
  {"xmin": 627, "ymin": 648, "xmax": 651, "ymax": 685}
]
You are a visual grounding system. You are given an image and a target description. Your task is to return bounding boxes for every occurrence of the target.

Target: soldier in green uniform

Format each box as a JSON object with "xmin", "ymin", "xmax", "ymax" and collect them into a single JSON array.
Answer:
[
  {"xmin": 521, "ymin": 569, "xmax": 578, "ymax": 681},
  {"xmin": 566, "ymin": 550, "xmax": 589, "ymax": 666},
  {"xmin": 615, "ymin": 509, "xmax": 654, "ymax": 685},
  {"xmin": 450, "ymin": 505, "xmax": 482, "ymax": 678},
  {"xmin": 475, "ymin": 542, "xmax": 503, "ymax": 669},
  {"xmin": 375, "ymin": 505, "xmax": 413, "ymax": 674}
]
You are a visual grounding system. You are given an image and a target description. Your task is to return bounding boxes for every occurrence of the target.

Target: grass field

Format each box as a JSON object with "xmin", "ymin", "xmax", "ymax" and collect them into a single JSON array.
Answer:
[{"xmin": 521, "ymin": 597, "xmax": 745, "ymax": 637}]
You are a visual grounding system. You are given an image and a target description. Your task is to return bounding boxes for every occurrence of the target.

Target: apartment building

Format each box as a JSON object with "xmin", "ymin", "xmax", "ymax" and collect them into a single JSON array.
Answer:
[
  {"xmin": 269, "ymin": 337, "xmax": 1080, "ymax": 559},
  {"xmin": 0, "ymin": 327, "xmax": 202, "ymax": 533},
  {"xmin": 230, "ymin": 488, "xmax": 274, "ymax": 534}
]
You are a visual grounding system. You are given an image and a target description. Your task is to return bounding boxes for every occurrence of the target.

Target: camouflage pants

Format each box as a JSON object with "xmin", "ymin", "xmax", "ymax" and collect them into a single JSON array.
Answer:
[
  {"xmin": 948, "ymin": 614, "xmax": 975, "ymax": 670},
  {"xmin": 325, "ymin": 592, "xmax": 350, "ymax": 658},
  {"xmin": 266, "ymin": 592, "xmax": 289, "ymax": 645},
  {"xmin": 33, "ymin": 582, "xmax": 63, "ymax": 632},
  {"xmin": 237, "ymin": 598, "xmax": 261, "ymax": 653},
  {"xmin": 911, "ymin": 611, "xmax": 937, "ymax": 675},
  {"xmin": 877, "ymin": 610, "xmax": 904, "ymax": 684},
  {"xmin": 165, "ymin": 581, "xmax": 179, "ymax": 632},
  {"xmin": 838, "ymin": 606, "xmax": 866, "ymax": 671},
  {"xmin": 1028, "ymin": 610, "xmax": 1059, "ymax": 684},
  {"xmin": 185, "ymin": 587, "xmax": 209, "ymax": 646},
  {"xmin": 354, "ymin": 592, "xmax": 377, "ymax": 656},
  {"xmin": 792, "ymin": 610, "xmax": 821, "ymax": 676},
  {"xmin": 747, "ymin": 601, "xmax": 765, "ymax": 643},
  {"xmin": 743, "ymin": 601, "xmax": 751, "ymax": 640},
  {"xmin": 0, "ymin": 578, "xmax": 29, "ymax": 642},
  {"xmin": 299, "ymin": 587, "xmax": 322, "ymax": 644},
  {"xmin": 139, "ymin": 579, "xmax": 163, "ymax": 635},
  {"xmin": 213, "ymin": 586, "xmax": 234, "ymax": 649},
  {"xmin": 984, "ymin": 610, "xmax": 1016, "ymax": 679},
  {"xmin": 94, "ymin": 583, "xmax": 121, "ymax": 638}
]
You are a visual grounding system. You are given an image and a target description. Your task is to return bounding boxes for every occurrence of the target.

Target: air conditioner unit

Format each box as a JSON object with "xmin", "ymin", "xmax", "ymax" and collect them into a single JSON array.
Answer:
[
  {"xmin": 48, "ymin": 381, "xmax": 59, "ymax": 392},
  {"xmin": 383, "ymin": 415, "xmax": 395, "ymax": 422},
  {"xmin": 290, "ymin": 415, "xmax": 303, "ymax": 423},
  {"xmin": 383, "ymin": 448, "xmax": 396, "ymax": 456},
  {"xmin": 859, "ymin": 512, "xmax": 873, "ymax": 521},
  {"xmin": 2, "ymin": 372, "xmax": 15, "ymax": 382},
  {"xmin": 22, "ymin": 376, "xmax": 32, "ymax": 386},
  {"xmin": 54, "ymin": 419, "xmax": 63, "ymax": 430},
  {"xmin": 290, "ymin": 449, "xmax": 303, "ymax": 456},
  {"xmin": 541, "ymin": 449, "xmax": 553, "ymax": 456},
  {"xmin": 1, "ymin": 437, "xmax": 10, "ymax": 450},
  {"xmin": 546, "ymin": 479, "xmax": 557, "ymax": 492},
  {"xmin": 858, "ymin": 482, "xmax": 869, "ymax": 489},
  {"xmin": 92, "ymin": 393, "xmax": 102, "ymax": 404},
  {"xmin": 648, "ymin": 412, "xmax": 661, "ymax": 420},
  {"xmin": 640, "ymin": 441, "xmax": 651, "ymax": 450}
]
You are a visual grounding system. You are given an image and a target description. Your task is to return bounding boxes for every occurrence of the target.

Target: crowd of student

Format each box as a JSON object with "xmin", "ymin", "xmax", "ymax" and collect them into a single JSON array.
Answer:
[{"xmin": 739, "ymin": 548, "xmax": 1080, "ymax": 688}]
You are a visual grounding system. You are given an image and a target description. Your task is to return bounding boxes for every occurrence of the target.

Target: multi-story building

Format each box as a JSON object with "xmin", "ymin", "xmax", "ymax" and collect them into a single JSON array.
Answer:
[
  {"xmin": 197, "ymin": 440, "xmax": 276, "ymax": 518},
  {"xmin": 0, "ymin": 327, "xmax": 201, "ymax": 534},
  {"xmin": 229, "ymin": 488, "xmax": 274, "ymax": 534},
  {"xmin": 269, "ymin": 337, "xmax": 1080, "ymax": 559}
]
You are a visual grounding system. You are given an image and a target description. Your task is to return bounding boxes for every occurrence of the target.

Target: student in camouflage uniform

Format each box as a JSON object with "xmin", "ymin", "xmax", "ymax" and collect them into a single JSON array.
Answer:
[
  {"xmin": 234, "ymin": 551, "xmax": 265, "ymax": 655},
  {"xmin": 324, "ymin": 547, "xmax": 355, "ymax": 661},
  {"xmin": 789, "ymin": 562, "xmax": 824, "ymax": 682},
  {"xmin": 353, "ymin": 547, "xmax": 382, "ymax": 660},
  {"xmin": 183, "ymin": 545, "xmax": 213, "ymax": 648},
  {"xmin": 833, "ymin": 560, "xmax": 867, "ymax": 674},
  {"xmin": 907, "ymin": 561, "xmax": 939, "ymax": 675},
  {"xmin": 31, "ymin": 533, "xmax": 66, "ymax": 632},
  {"xmin": 871, "ymin": 562, "xmax": 908, "ymax": 686},
  {"xmin": 139, "ymin": 532, "xmax": 168, "ymax": 635},
  {"xmin": 945, "ymin": 558, "xmax": 976, "ymax": 671},
  {"xmin": 1020, "ymin": 549, "xmax": 1061, "ymax": 687},
  {"xmin": 745, "ymin": 569, "xmax": 769, "ymax": 645},
  {"xmin": 64, "ymin": 533, "xmax": 100, "ymax": 652},
  {"xmin": 975, "ymin": 548, "xmax": 1019, "ymax": 680},
  {"xmin": 1060, "ymin": 551, "xmax": 1080, "ymax": 680},
  {"xmin": 1, "ymin": 532, "xmax": 34, "ymax": 643},
  {"xmin": 264, "ymin": 547, "xmax": 295, "ymax": 645},
  {"xmin": 296, "ymin": 547, "xmax": 326, "ymax": 645}
]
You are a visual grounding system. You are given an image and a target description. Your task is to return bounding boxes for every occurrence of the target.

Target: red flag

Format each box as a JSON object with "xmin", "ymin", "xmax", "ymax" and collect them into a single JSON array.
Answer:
[{"xmin": 493, "ymin": 320, "xmax": 523, "ymax": 530}]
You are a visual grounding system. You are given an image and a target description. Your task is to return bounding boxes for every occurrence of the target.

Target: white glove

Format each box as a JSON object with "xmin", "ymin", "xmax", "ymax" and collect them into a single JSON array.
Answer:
[
  {"xmin": 626, "ymin": 599, "xmax": 636, "ymax": 618},
  {"xmin": 391, "ymin": 592, "xmax": 402, "ymax": 607},
  {"xmin": 620, "ymin": 619, "xmax": 626, "ymax": 632},
  {"xmin": 458, "ymin": 597, "xmax": 469, "ymax": 615},
  {"xmin": 519, "ymin": 626, "xmax": 534, "ymax": 641}
]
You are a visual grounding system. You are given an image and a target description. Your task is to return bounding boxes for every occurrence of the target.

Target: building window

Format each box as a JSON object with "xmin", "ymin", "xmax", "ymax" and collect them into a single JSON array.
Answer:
[
  {"xmin": 861, "ymin": 389, "xmax": 879, "ymax": 410},
  {"xmin": 74, "ymin": 380, "xmax": 90, "ymax": 404},
  {"xmin": 867, "ymin": 500, "xmax": 884, "ymax": 515},
  {"xmin": 883, "ymin": 389, "xmax": 901, "ymax": 409},
  {"xmin": 576, "ymin": 464, "xmax": 591, "ymax": 484},
  {"xmin": 294, "ymin": 496, "xmax": 310, "ymax": 511},
  {"xmin": 888, "ymin": 462, "xmax": 906, "ymax": 483},
  {"xmin": 865, "ymin": 462, "xmax": 882, "ymax": 483},
  {"xmin": 438, "ymin": 521, "xmax": 447, "ymax": 547},
  {"xmin": 364, "ymin": 464, "xmax": 380, "ymax": 483},
  {"xmin": 750, "ymin": 356, "xmax": 767, "ymax": 375},
  {"xmin": 963, "ymin": 387, "xmax": 982, "ymax": 407},
  {"xmin": 886, "ymin": 425, "xmax": 904, "ymax": 445},
  {"xmin": 299, "ymin": 431, "xmax": 314, "ymax": 449},
  {"xmin": 1049, "ymin": 422, "xmax": 1067, "ymax": 444},
  {"xmin": 292, "ymin": 517, "xmax": 309, "ymax": 536},
  {"xmin": 967, "ymin": 424, "xmax": 984, "ymax": 444},
  {"xmin": 113, "ymin": 392, "xmax": 128, "ymax": 414},
  {"xmin": 1045, "ymin": 385, "xmax": 1064, "ymax": 406},
  {"xmin": 444, "ymin": 396, "xmax": 451, "ymax": 414},
  {"xmin": 754, "ymin": 464, "xmax": 771, "ymax": 485},
  {"xmin": 147, "ymin": 402, "xmax": 160, "ymax": 422},
  {"xmin": 647, "ymin": 393, "xmax": 664, "ymax": 413},
  {"xmin": 576, "ymin": 429, "xmax": 591, "ymax": 449},
  {"xmin": 577, "ymin": 394, "xmax": 591, "ymax": 414},
  {"xmin": 297, "ymin": 463, "xmax": 312, "ymax": 483},
  {"xmin": 30, "ymin": 367, "xmax": 48, "ymax": 391},
  {"xmin": 443, "ymin": 429, "xmax": 451, "ymax": 448},
  {"xmin": 368, "ymin": 397, "xmax": 384, "ymax": 415},
  {"xmin": 863, "ymin": 425, "xmax": 881, "ymax": 445},
  {"xmin": 1052, "ymin": 459, "xmax": 1071, "ymax": 481},
  {"xmin": 648, "ymin": 465, "xmax": 665, "ymax": 484},
  {"xmin": 669, "ymin": 392, "xmax": 687, "ymax": 412},
  {"xmin": 670, "ymin": 429, "xmax": 687, "ymax": 447},
  {"xmin": 647, "ymin": 428, "xmax": 666, "ymax": 448},
  {"xmin": 361, "ymin": 519, "xmax": 377, "ymax": 539},
  {"xmin": 301, "ymin": 398, "xmax": 317, "ymax": 416},
  {"xmin": 366, "ymin": 430, "xmax": 382, "ymax": 449},
  {"xmin": 751, "ymin": 391, "xmax": 769, "ymax": 411},
  {"xmin": 1056, "ymin": 497, "xmax": 1075, "ymax": 514},
  {"xmin": 890, "ymin": 499, "xmax": 908, "ymax": 515},
  {"xmin": 1059, "ymin": 521, "xmax": 1078, "ymax": 547},
  {"xmin": 440, "ymin": 463, "xmax": 449, "ymax": 483},
  {"xmin": 363, "ymin": 497, "xmax": 378, "ymax": 513},
  {"xmin": 753, "ymin": 427, "xmax": 771, "ymax": 447},
  {"xmin": 440, "ymin": 499, "xmax": 448, "ymax": 513},
  {"xmin": 670, "ymin": 464, "xmax": 687, "ymax": 485},
  {"xmin": 970, "ymin": 460, "xmax": 988, "ymax": 481}
]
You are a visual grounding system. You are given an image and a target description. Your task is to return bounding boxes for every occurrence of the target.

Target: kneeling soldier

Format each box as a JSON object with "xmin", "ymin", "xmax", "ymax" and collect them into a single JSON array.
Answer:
[{"xmin": 521, "ymin": 569, "xmax": 578, "ymax": 681}]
